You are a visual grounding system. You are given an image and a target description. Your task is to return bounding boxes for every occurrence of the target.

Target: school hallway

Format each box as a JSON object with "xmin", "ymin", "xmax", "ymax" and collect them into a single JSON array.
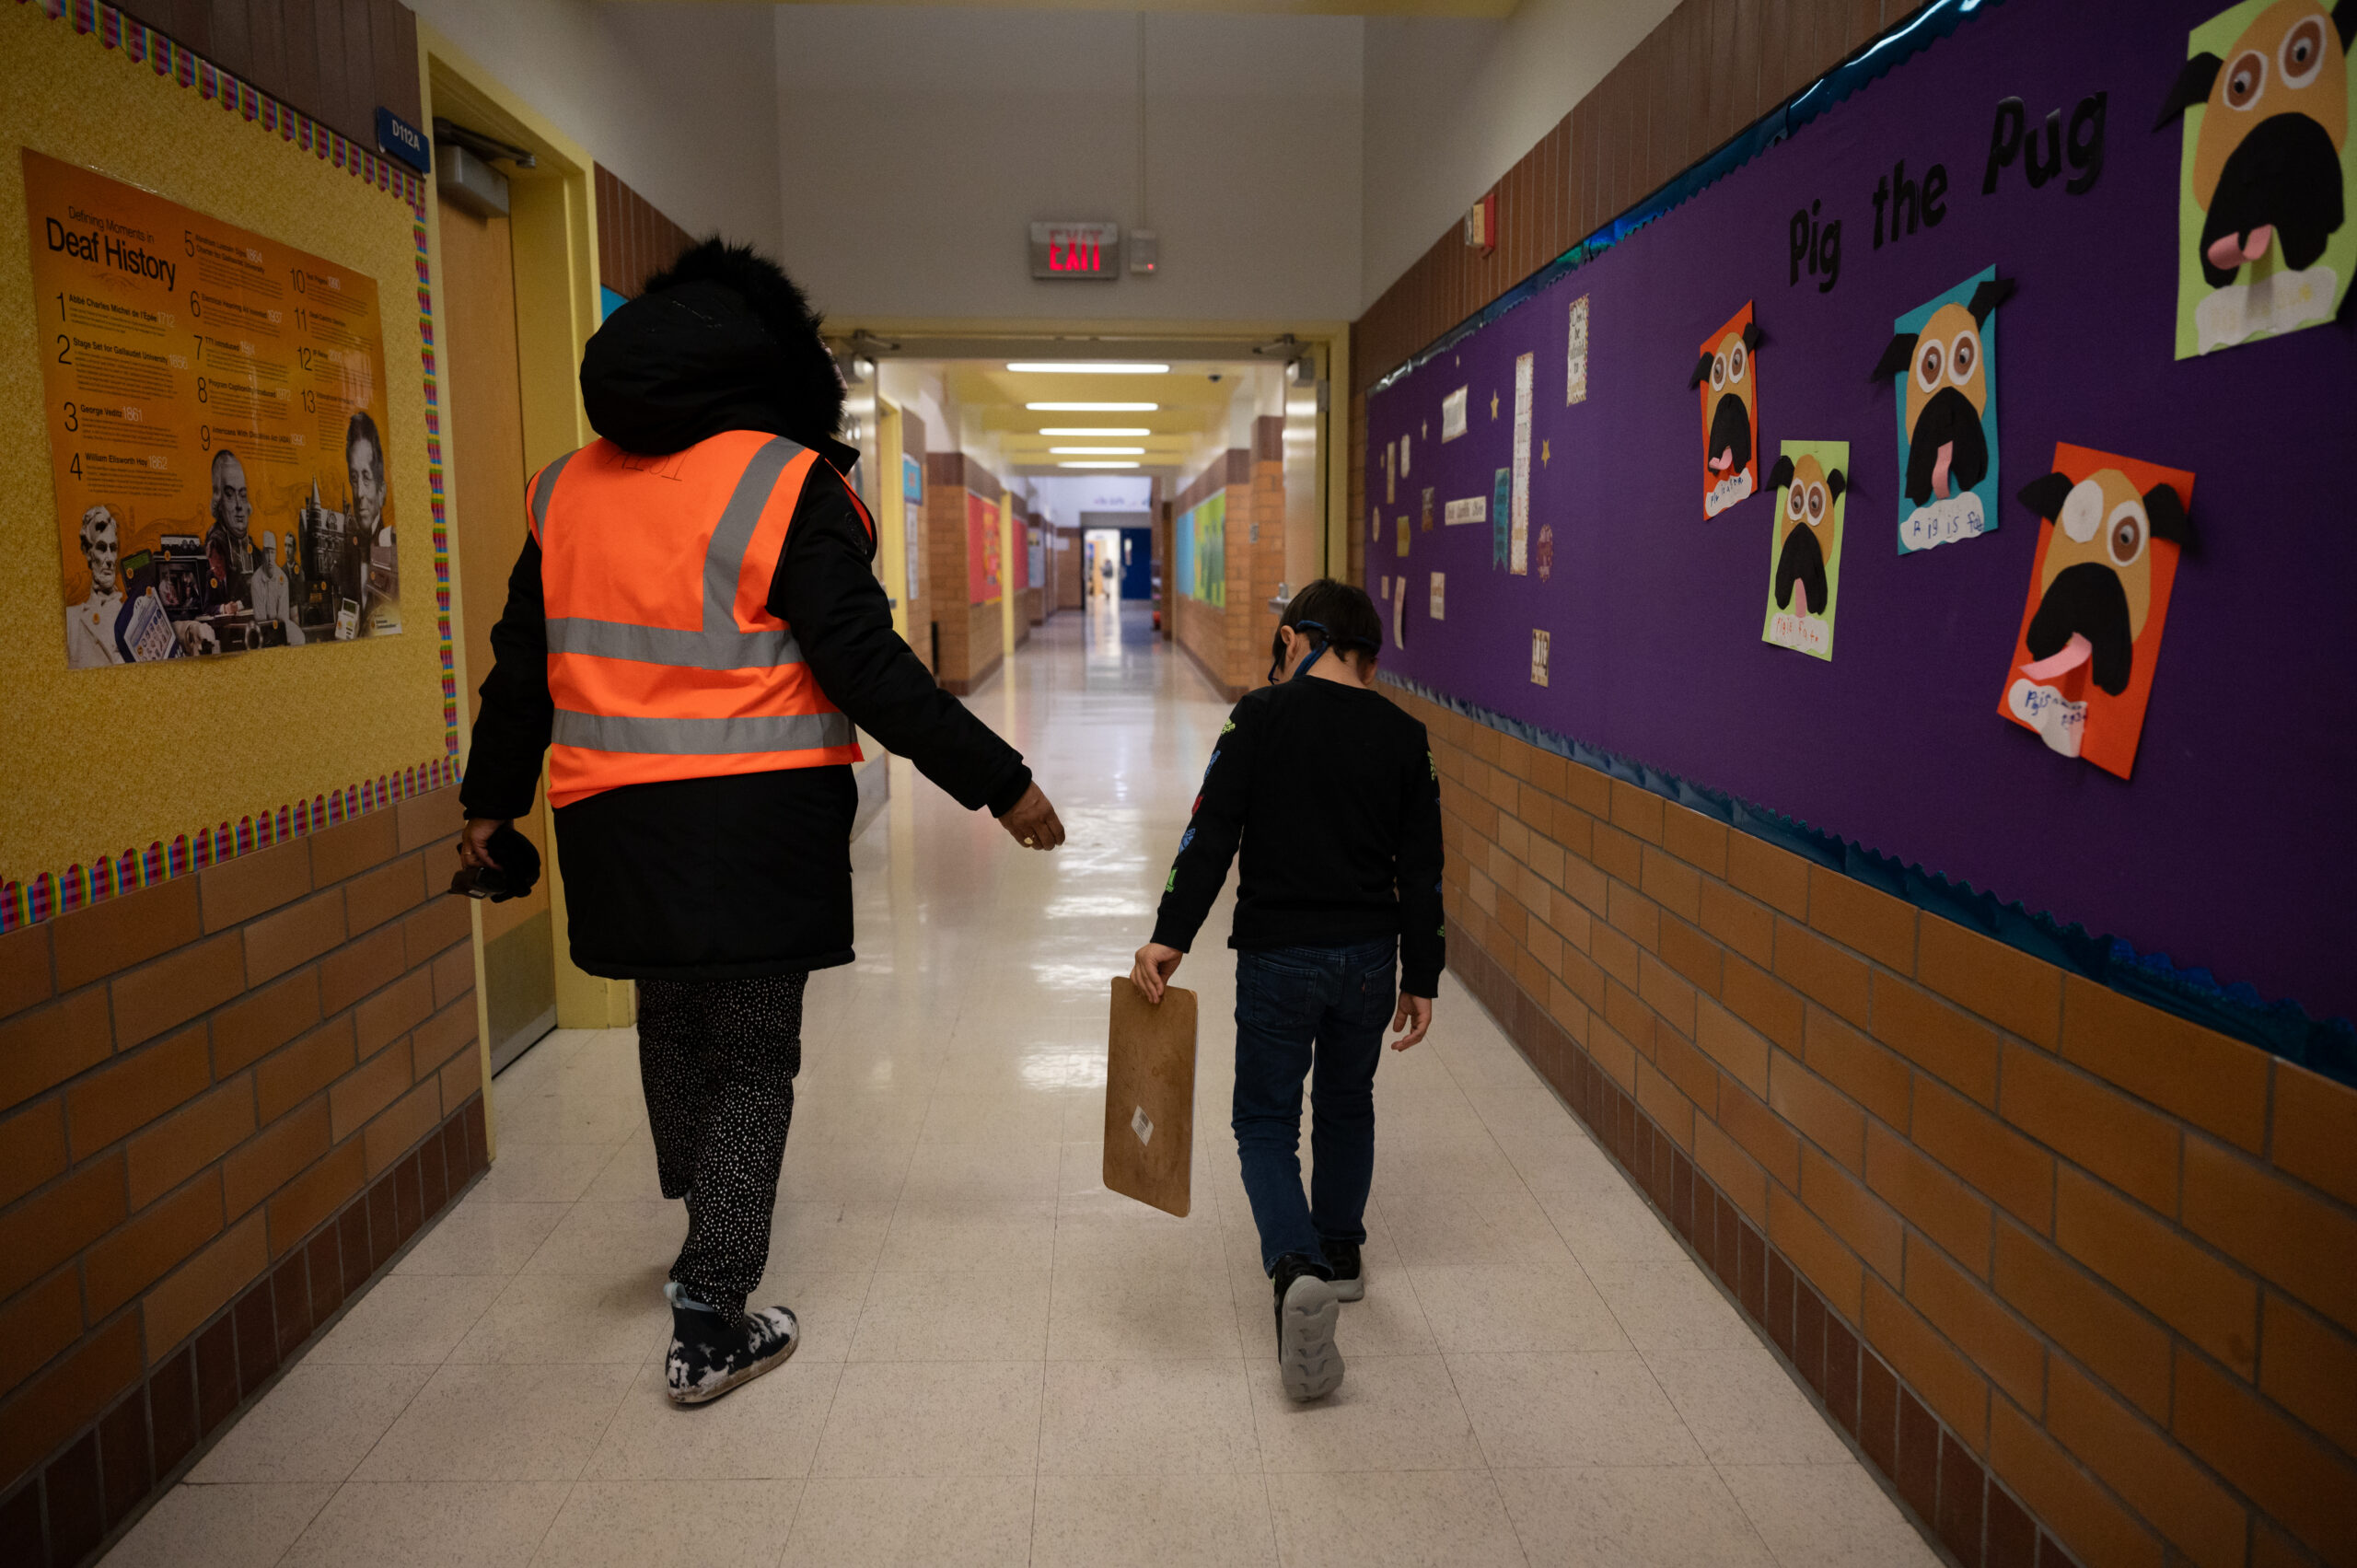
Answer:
[{"xmin": 98, "ymin": 606, "xmax": 1933, "ymax": 1568}]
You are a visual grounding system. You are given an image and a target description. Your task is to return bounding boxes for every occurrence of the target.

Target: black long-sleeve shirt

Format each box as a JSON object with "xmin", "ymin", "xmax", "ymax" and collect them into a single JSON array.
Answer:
[{"xmin": 1150, "ymin": 678, "xmax": 1446, "ymax": 996}]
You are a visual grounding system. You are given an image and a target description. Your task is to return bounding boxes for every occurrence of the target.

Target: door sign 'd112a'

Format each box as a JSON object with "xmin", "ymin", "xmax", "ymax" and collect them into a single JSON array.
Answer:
[{"xmin": 1029, "ymin": 221, "xmax": 1120, "ymax": 280}]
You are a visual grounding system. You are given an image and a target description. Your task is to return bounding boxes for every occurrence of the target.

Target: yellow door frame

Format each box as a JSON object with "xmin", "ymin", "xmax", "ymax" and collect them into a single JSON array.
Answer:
[
  {"xmin": 876, "ymin": 400, "xmax": 911, "ymax": 643},
  {"xmin": 416, "ymin": 25, "xmax": 633, "ymax": 1112}
]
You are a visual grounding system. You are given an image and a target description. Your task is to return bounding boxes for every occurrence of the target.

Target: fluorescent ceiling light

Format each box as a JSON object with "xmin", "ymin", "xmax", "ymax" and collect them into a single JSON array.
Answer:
[
  {"xmin": 1050, "ymin": 447, "xmax": 1146, "ymax": 456},
  {"xmin": 1038, "ymin": 427, "xmax": 1152, "ymax": 437},
  {"xmin": 1059, "ymin": 460, "xmax": 1140, "ymax": 469},
  {"xmin": 1007, "ymin": 362, "xmax": 1168, "ymax": 375},
  {"xmin": 1028, "ymin": 401, "xmax": 1158, "ymax": 412}
]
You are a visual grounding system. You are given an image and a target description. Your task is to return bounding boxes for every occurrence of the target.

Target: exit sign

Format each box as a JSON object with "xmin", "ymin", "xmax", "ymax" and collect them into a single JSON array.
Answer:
[{"xmin": 1029, "ymin": 221, "xmax": 1120, "ymax": 281}]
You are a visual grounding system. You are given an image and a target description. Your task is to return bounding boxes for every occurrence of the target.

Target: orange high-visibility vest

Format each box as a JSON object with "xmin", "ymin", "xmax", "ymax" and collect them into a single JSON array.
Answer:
[{"xmin": 528, "ymin": 430, "xmax": 863, "ymax": 809}]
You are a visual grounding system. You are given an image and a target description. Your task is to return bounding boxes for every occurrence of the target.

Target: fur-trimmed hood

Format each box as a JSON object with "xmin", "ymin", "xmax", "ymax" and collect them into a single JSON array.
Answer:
[{"xmin": 580, "ymin": 239, "xmax": 850, "ymax": 461}]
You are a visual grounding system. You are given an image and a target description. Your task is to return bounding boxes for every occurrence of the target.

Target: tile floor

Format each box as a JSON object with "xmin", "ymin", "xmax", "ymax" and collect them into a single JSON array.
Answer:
[{"xmin": 106, "ymin": 602, "xmax": 1940, "ymax": 1567}]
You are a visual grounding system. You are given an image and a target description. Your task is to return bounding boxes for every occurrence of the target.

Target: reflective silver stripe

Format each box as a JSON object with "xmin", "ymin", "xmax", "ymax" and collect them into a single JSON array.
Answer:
[
  {"xmin": 552, "ymin": 708, "xmax": 853, "ymax": 755},
  {"xmin": 541, "ymin": 436, "xmax": 808, "ymax": 671},
  {"xmin": 701, "ymin": 437, "xmax": 801, "ymax": 638},
  {"xmin": 546, "ymin": 617, "xmax": 803, "ymax": 670},
  {"xmin": 529, "ymin": 449, "xmax": 575, "ymax": 537}
]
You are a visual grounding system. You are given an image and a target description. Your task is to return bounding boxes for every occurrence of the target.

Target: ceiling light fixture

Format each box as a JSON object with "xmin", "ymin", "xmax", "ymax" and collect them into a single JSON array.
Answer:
[
  {"xmin": 1058, "ymin": 460, "xmax": 1141, "ymax": 469},
  {"xmin": 1038, "ymin": 427, "xmax": 1152, "ymax": 437},
  {"xmin": 1028, "ymin": 401, "xmax": 1158, "ymax": 412},
  {"xmin": 1049, "ymin": 447, "xmax": 1146, "ymax": 456},
  {"xmin": 1006, "ymin": 362, "xmax": 1168, "ymax": 375}
]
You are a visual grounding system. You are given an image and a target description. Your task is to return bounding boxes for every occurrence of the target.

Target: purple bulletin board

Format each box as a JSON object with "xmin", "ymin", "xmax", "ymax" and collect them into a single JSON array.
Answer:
[{"xmin": 1365, "ymin": 0, "xmax": 2357, "ymax": 1036}]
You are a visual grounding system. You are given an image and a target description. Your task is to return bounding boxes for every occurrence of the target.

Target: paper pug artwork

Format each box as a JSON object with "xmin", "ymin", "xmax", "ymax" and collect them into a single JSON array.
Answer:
[
  {"xmin": 2158, "ymin": 0, "xmax": 2357, "ymax": 355},
  {"xmin": 1875, "ymin": 269, "xmax": 2013, "ymax": 553},
  {"xmin": 1999, "ymin": 443, "xmax": 2196, "ymax": 780},
  {"xmin": 1761, "ymin": 442, "xmax": 1848, "ymax": 662},
  {"xmin": 1690, "ymin": 304, "xmax": 1762, "ymax": 518}
]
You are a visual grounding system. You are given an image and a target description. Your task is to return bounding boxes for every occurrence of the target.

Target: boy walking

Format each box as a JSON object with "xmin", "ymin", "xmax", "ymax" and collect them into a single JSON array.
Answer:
[{"xmin": 1130, "ymin": 579, "xmax": 1444, "ymax": 1400}]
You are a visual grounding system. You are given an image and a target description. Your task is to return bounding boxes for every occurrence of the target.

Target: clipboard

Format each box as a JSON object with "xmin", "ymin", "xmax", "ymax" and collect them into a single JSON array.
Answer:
[{"xmin": 1102, "ymin": 978, "xmax": 1198, "ymax": 1217}]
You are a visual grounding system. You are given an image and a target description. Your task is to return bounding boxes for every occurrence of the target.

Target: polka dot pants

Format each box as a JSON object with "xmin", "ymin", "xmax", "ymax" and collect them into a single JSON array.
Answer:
[{"xmin": 636, "ymin": 973, "xmax": 807, "ymax": 1319}]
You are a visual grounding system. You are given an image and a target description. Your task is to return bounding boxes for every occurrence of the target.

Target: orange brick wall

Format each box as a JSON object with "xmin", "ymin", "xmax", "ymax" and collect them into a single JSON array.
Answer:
[
  {"xmin": 1392, "ymin": 683, "xmax": 2357, "ymax": 1568},
  {"xmin": 0, "ymin": 784, "xmax": 490, "ymax": 1564},
  {"xmin": 1173, "ymin": 439, "xmax": 1290, "ymax": 703},
  {"xmin": 923, "ymin": 454, "xmax": 1004, "ymax": 695}
]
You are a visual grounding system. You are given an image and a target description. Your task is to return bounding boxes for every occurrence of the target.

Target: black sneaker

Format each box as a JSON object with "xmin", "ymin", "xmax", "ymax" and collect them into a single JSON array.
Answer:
[
  {"xmin": 664, "ymin": 1282, "xmax": 798, "ymax": 1407},
  {"xmin": 1271, "ymin": 1253, "xmax": 1343, "ymax": 1401},
  {"xmin": 1322, "ymin": 1239, "xmax": 1365, "ymax": 1303}
]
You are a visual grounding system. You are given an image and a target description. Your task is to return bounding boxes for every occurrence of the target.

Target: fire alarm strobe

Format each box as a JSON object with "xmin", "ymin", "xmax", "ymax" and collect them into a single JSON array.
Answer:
[{"xmin": 1030, "ymin": 221, "xmax": 1121, "ymax": 281}]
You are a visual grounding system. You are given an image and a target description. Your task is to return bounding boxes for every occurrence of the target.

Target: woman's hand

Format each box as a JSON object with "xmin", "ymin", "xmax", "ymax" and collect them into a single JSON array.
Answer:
[
  {"xmin": 996, "ymin": 783, "xmax": 1066, "ymax": 850},
  {"xmin": 1390, "ymin": 993, "xmax": 1434, "ymax": 1051},
  {"xmin": 458, "ymin": 818, "xmax": 507, "ymax": 870},
  {"xmin": 1130, "ymin": 942, "xmax": 1184, "ymax": 1003}
]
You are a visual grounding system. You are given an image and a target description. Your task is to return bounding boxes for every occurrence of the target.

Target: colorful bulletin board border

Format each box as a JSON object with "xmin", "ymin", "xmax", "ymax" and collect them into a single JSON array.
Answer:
[
  {"xmin": 1383, "ymin": 670, "xmax": 2357, "ymax": 1088},
  {"xmin": 4, "ymin": 0, "xmax": 461, "ymax": 935}
]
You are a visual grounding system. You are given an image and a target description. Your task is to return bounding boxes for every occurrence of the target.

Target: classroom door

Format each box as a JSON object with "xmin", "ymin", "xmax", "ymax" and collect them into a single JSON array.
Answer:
[{"xmin": 437, "ymin": 193, "xmax": 557, "ymax": 1071}]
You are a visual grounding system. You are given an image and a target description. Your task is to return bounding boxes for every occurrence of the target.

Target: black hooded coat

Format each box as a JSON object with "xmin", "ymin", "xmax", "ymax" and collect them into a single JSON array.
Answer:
[{"xmin": 459, "ymin": 253, "xmax": 1032, "ymax": 980}]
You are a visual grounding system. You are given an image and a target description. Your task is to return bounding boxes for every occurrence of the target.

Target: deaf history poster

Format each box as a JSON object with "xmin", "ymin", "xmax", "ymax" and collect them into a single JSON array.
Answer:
[{"xmin": 25, "ymin": 151, "xmax": 401, "ymax": 670}]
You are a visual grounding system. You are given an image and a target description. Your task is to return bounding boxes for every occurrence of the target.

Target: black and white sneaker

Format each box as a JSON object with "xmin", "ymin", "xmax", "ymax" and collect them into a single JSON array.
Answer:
[
  {"xmin": 1322, "ymin": 1239, "xmax": 1365, "ymax": 1303},
  {"xmin": 1272, "ymin": 1254, "xmax": 1343, "ymax": 1401},
  {"xmin": 664, "ymin": 1282, "xmax": 798, "ymax": 1408}
]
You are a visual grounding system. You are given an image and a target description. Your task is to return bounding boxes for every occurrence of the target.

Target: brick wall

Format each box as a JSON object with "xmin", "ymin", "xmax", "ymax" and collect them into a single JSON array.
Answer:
[
  {"xmin": 594, "ymin": 165, "xmax": 693, "ymax": 301},
  {"xmin": 0, "ymin": 784, "xmax": 490, "ymax": 1567},
  {"xmin": 1391, "ymin": 682, "xmax": 2357, "ymax": 1568},
  {"xmin": 923, "ymin": 454, "xmax": 1004, "ymax": 694},
  {"xmin": 1173, "ymin": 450, "xmax": 1269, "ymax": 700},
  {"xmin": 114, "ymin": 0, "xmax": 420, "ymax": 150}
]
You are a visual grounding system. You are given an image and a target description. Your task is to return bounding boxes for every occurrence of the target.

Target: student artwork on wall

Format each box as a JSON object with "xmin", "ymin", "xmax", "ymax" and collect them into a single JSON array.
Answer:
[
  {"xmin": 1430, "ymin": 572, "xmax": 1446, "ymax": 620},
  {"xmin": 1875, "ymin": 268, "xmax": 2014, "ymax": 553},
  {"xmin": 1491, "ymin": 468, "xmax": 1511, "ymax": 568},
  {"xmin": 29, "ymin": 152, "xmax": 402, "ymax": 667},
  {"xmin": 2000, "ymin": 443, "xmax": 2196, "ymax": 779},
  {"xmin": 1566, "ymin": 295, "xmax": 1591, "ymax": 404},
  {"xmin": 1762, "ymin": 442, "xmax": 1849, "ymax": 660},
  {"xmin": 1197, "ymin": 494, "xmax": 1226, "ymax": 606},
  {"xmin": 1510, "ymin": 353, "xmax": 1535, "ymax": 573},
  {"xmin": 2159, "ymin": 0, "xmax": 2357, "ymax": 356},
  {"xmin": 1529, "ymin": 629, "xmax": 1550, "ymax": 687},
  {"xmin": 966, "ymin": 493, "xmax": 1002, "ymax": 604},
  {"xmin": 1354, "ymin": 0, "xmax": 2357, "ymax": 1032},
  {"xmin": 1691, "ymin": 303, "xmax": 1762, "ymax": 517},
  {"xmin": 1442, "ymin": 386, "xmax": 1469, "ymax": 441}
]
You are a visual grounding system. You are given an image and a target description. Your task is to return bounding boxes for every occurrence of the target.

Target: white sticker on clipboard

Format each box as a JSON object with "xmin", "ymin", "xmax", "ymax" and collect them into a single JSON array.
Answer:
[{"xmin": 1131, "ymin": 1106, "xmax": 1154, "ymax": 1146}]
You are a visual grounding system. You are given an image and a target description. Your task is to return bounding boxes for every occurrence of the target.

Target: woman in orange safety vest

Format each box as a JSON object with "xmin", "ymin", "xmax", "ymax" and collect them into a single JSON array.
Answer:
[{"xmin": 456, "ymin": 239, "xmax": 1063, "ymax": 1405}]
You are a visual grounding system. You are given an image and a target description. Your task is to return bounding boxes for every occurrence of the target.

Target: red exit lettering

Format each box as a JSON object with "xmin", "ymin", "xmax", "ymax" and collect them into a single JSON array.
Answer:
[{"xmin": 1051, "ymin": 236, "xmax": 1100, "ymax": 273}]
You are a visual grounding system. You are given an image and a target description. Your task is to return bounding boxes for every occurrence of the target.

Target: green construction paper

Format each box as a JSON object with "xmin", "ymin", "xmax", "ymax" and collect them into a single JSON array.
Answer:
[
  {"xmin": 2171, "ymin": 0, "xmax": 2357, "ymax": 357},
  {"xmin": 1761, "ymin": 439, "xmax": 1850, "ymax": 662}
]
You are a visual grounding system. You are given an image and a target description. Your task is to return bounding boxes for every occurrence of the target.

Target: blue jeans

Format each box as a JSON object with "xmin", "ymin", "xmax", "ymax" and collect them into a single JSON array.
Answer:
[{"xmin": 1231, "ymin": 939, "xmax": 1397, "ymax": 1275}]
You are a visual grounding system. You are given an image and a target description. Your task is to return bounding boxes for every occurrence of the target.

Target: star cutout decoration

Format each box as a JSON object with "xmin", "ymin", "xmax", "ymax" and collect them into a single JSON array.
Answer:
[
  {"xmin": 1490, "ymin": 390, "xmax": 1500, "ymax": 420},
  {"xmin": 1541, "ymin": 440, "xmax": 1551, "ymax": 468}
]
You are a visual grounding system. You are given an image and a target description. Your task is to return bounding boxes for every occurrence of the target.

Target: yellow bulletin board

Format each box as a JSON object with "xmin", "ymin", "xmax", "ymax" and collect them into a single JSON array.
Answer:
[
  {"xmin": 27, "ymin": 151, "xmax": 403, "ymax": 666},
  {"xmin": 0, "ymin": 3, "xmax": 446, "ymax": 905}
]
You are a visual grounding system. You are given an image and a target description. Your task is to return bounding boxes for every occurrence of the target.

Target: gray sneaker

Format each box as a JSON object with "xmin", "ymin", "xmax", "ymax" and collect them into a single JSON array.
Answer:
[
  {"xmin": 1323, "ymin": 1239, "xmax": 1365, "ymax": 1303},
  {"xmin": 1272, "ymin": 1255, "xmax": 1343, "ymax": 1400}
]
